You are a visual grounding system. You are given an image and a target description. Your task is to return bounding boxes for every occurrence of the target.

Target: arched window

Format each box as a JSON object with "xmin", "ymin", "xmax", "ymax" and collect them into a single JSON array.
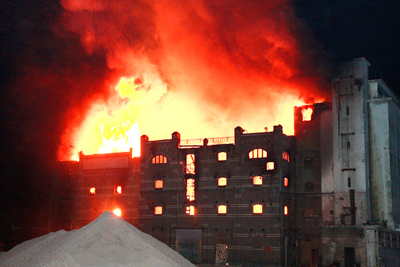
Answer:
[
  {"xmin": 284, "ymin": 206, "xmax": 289, "ymax": 215},
  {"xmin": 152, "ymin": 155, "xmax": 168, "ymax": 164},
  {"xmin": 249, "ymin": 148, "xmax": 267, "ymax": 159},
  {"xmin": 218, "ymin": 177, "xmax": 227, "ymax": 187}
]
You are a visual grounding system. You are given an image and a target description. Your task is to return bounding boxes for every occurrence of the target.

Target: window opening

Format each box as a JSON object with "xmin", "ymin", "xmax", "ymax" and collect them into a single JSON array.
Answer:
[
  {"xmin": 218, "ymin": 205, "xmax": 227, "ymax": 214},
  {"xmin": 114, "ymin": 186, "xmax": 122, "ymax": 195},
  {"xmin": 282, "ymin": 151, "xmax": 290, "ymax": 162},
  {"xmin": 253, "ymin": 204, "xmax": 263, "ymax": 214},
  {"xmin": 253, "ymin": 176, "xmax": 263, "ymax": 185},
  {"xmin": 284, "ymin": 177, "xmax": 289, "ymax": 187},
  {"xmin": 301, "ymin": 106, "xmax": 313, "ymax": 121},
  {"xmin": 113, "ymin": 208, "xmax": 122, "ymax": 217},
  {"xmin": 284, "ymin": 205, "xmax": 288, "ymax": 215},
  {"xmin": 154, "ymin": 206, "xmax": 163, "ymax": 215},
  {"xmin": 348, "ymin": 177, "xmax": 351, "ymax": 188},
  {"xmin": 218, "ymin": 152, "xmax": 227, "ymax": 161},
  {"xmin": 152, "ymin": 155, "xmax": 168, "ymax": 164},
  {"xmin": 155, "ymin": 180, "xmax": 164, "ymax": 189},
  {"xmin": 89, "ymin": 187, "xmax": 96, "ymax": 195},
  {"xmin": 186, "ymin": 154, "xmax": 195, "ymax": 174},
  {"xmin": 218, "ymin": 177, "xmax": 227, "ymax": 187},
  {"xmin": 186, "ymin": 178, "xmax": 195, "ymax": 201},
  {"xmin": 266, "ymin": 162, "xmax": 275, "ymax": 170},
  {"xmin": 346, "ymin": 106, "xmax": 350, "ymax": 115},
  {"xmin": 249, "ymin": 149, "xmax": 267, "ymax": 159},
  {"xmin": 186, "ymin": 205, "xmax": 195, "ymax": 215}
]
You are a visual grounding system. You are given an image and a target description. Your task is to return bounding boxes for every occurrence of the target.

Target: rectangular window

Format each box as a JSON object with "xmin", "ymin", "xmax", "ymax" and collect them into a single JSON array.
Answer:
[
  {"xmin": 266, "ymin": 162, "xmax": 275, "ymax": 170},
  {"xmin": 253, "ymin": 204, "xmax": 263, "ymax": 214},
  {"xmin": 346, "ymin": 106, "xmax": 350, "ymax": 115},
  {"xmin": 253, "ymin": 176, "xmax": 263, "ymax": 185},
  {"xmin": 284, "ymin": 205, "xmax": 288, "ymax": 215},
  {"xmin": 218, "ymin": 177, "xmax": 227, "ymax": 187},
  {"xmin": 154, "ymin": 206, "xmax": 163, "ymax": 215},
  {"xmin": 218, "ymin": 205, "xmax": 227, "ymax": 214},
  {"xmin": 114, "ymin": 186, "xmax": 122, "ymax": 195},
  {"xmin": 186, "ymin": 205, "xmax": 195, "ymax": 215},
  {"xmin": 348, "ymin": 177, "xmax": 351, "ymax": 187},
  {"xmin": 155, "ymin": 180, "xmax": 164, "ymax": 189},
  {"xmin": 186, "ymin": 178, "xmax": 195, "ymax": 201},
  {"xmin": 186, "ymin": 154, "xmax": 195, "ymax": 174},
  {"xmin": 218, "ymin": 152, "xmax": 227, "ymax": 161}
]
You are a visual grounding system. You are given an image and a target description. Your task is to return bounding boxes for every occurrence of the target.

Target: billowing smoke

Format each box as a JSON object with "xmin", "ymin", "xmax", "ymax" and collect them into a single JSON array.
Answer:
[{"xmin": 4, "ymin": 0, "xmax": 331, "ymax": 161}]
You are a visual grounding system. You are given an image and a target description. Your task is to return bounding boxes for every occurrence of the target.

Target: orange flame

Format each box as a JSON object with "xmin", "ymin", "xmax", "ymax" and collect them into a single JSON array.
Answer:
[{"xmin": 301, "ymin": 106, "xmax": 314, "ymax": 121}]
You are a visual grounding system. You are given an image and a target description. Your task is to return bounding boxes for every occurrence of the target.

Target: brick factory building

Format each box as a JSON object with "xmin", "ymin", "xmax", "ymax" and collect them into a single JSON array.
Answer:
[{"xmin": 48, "ymin": 58, "xmax": 400, "ymax": 266}]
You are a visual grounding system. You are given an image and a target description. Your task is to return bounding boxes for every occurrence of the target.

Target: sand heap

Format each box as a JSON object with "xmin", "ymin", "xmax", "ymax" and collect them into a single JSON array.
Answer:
[{"xmin": 0, "ymin": 212, "xmax": 195, "ymax": 267}]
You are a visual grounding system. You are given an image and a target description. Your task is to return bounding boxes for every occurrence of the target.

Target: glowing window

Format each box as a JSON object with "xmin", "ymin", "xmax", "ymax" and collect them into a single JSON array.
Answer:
[
  {"xmin": 152, "ymin": 155, "xmax": 168, "ymax": 164},
  {"xmin": 218, "ymin": 177, "xmax": 227, "ymax": 187},
  {"xmin": 113, "ymin": 208, "xmax": 122, "ymax": 217},
  {"xmin": 253, "ymin": 204, "xmax": 263, "ymax": 214},
  {"xmin": 284, "ymin": 205, "xmax": 288, "ymax": 215},
  {"xmin": 266, "ymin": 162, "xmax": 275, "ymax": 170},
  {"xmin": 284, "ymin": 177, "xmax": 289, "ymax": 187},
  {"xmin": 114, "ymin": 186, "xmax": 122, "ymax": 195},
  {"xmin": 186, "ymin": 205, "xmax": 195, "ymax": 215},
  {"xmin": 282, "ymin": 151, "xmax": 290, "ymax": 162},
  {"xmin": 154, "ymin": 206, "xmax": 163, "ymax": 215},
  {"xmin": 249, "ymin": 148, "xmax": 267, "ymax": 159},
  {"xmin": 186, "ymin": 178, "xmax": 195, "ymax": 201},
  {"xmin": 89, "ymin": 187, "xmax": 96, "ymax": 195},
  {"xmin": 301, "ymin": 107, "xmax": 313, "ymax": 121},
  {"xmin": 218, "ymin": 152, "xmax": 227, "ymax": 161},
  {"xmin": 218, "ymin": 205, "xmax": 227, "ymax": 214},
  {"xmin": 186, "ymin": 154, "xmax": 195, "ymax": 174},
  {"xmin": 253, "ymin": 176, "xmax": 263, "ymax": 185},
  {"xmin": 155, "ymin": 180, "xmax": 163, "ymax": 189}
]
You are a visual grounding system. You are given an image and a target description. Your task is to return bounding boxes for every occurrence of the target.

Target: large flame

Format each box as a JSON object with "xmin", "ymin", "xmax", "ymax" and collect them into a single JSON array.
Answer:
[{"xmin": 58, "ymin": 0, "xmax": 330, "ymax": 160}]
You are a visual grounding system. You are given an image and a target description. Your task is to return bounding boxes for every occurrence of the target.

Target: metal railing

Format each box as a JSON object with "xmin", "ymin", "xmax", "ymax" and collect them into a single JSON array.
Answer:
[{"xmin": 179, "ymin": 136, "xmax": 234, "ymax": 147}]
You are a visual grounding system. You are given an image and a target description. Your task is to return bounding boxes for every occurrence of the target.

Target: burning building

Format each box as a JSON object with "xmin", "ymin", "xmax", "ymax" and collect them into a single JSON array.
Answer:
[{"xmin": 47, "ymin": 58, "xmax": 400, "ymax": 266}]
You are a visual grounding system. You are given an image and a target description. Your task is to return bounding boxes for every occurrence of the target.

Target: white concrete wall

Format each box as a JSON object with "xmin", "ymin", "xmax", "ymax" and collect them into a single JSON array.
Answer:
[
  {"xmin": 331, "ymin": 58, "xmax": 371, "ymax": 225},
  {"xmin": 369, "ymin": 98, "xmax": 393, "ymax": 228}
]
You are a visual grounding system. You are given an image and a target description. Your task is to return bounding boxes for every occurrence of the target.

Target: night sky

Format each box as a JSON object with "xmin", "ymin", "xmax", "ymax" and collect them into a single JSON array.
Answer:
[{"xmin": 1, "ymin": 0, "xmax": 400, "ymax": 249}]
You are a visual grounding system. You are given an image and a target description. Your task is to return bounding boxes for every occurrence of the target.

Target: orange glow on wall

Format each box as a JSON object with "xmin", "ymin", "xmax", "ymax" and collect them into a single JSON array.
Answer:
[
  {"xmin": 89, "ymin": 187, "xmax": 96, "ymax": 195},
  {"xmin": 301, "ymin": 107, "xmax": 314, "ymax": 121},
  {"xmin": 253, "ymin": 204, "xmax": 263, "ymax": 214},
  {"xmin": 113, "ymin": 208, "xmax": 122, "ymax": 217}
]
